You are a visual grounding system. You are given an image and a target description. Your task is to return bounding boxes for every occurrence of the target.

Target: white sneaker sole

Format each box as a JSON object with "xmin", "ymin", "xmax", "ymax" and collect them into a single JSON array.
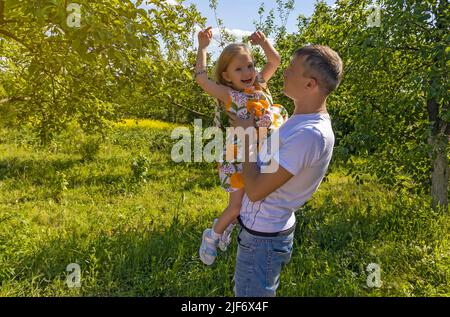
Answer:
[{"xmin": 199, "ymin": 229, "xmax": 216, "ymax": 266}]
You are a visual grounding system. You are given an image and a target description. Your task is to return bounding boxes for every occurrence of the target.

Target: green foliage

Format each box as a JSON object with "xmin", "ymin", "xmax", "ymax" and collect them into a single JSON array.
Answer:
[
  {"xmin": 0, "ymin": 0, "xmax": 205, "ymax": 144},
  {"xmin": 254, "ymin": 0, "xmax": 449, "ymax": 200},
  {"xmin": 131, "ymin": 154, "xmax": 151, "ymax": 183},
  {"xmin": 121, "ymin": 52, "xmax": 214, "ymax": 124},
  {"xmin": 79, "ymin": 136, "xmax": 101, "ymax": 163},
  {"xmin": 48, "ymin": 170, "xmax": 69, "ymax": 203},
  {"xmin": 0, "ymin": 122, "xmax": 448, "ymax": 296},
  {"xmin": 1, "ymin": 0, "xmax": 447, "ymax": 204},
  {"xmin": 0, "ymin": 102, "xmax": 16, "ymax": 127}
]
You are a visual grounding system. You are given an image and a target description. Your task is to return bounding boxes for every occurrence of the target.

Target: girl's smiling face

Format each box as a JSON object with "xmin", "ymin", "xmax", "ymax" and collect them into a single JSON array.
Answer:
[{"xmin": 222, "ymin": 52, "xmax": 257, "ymax": 91}]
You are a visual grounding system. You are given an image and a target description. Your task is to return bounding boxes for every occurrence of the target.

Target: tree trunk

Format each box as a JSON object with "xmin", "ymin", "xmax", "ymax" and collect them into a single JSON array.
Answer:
[
  {"xmin": 0, "ymin": 1, "xmax": 4, "ymax": 23},
  {"xmin": 427, "ymin": 73, "xmax": 449, "ymax": 211},
  {"xmin": 429, "ymin": 133, "xmax": 449, "ymax": 211}
]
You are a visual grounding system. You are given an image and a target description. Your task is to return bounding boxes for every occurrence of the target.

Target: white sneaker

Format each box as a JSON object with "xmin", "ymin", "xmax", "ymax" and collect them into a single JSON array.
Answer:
[
  {"xmin": 199, "ymin": 228, "xmax": 219, "ymax": 265},
  {"xmin": 213, "ymin": 219, "xmax": 235, "ymax": 252}
]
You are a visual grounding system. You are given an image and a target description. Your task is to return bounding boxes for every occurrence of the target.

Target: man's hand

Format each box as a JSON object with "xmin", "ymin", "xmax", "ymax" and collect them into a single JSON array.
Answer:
[
  {"xmin": 235, "ymin": 110, "xmax": 258, "ymax": 163},
  {"xmin": 227, "ymin": 112, "xmax": 237, "ymax": 127},
  {"xmin": 250, "ymin": 31, "xmax": 267, "ymax": 46},
  {"xmin": 235, "ymin": 110, "xmax": 255, "ymax": 130},
  {"xmin": 198, "ymin": 26, "xmax": 213, "ymax": 49}
]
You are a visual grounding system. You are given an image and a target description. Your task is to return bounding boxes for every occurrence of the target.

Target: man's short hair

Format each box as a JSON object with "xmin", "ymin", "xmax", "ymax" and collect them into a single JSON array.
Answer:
[{"xmin": 295, "ymin": 45, "xmax": 343, "ymax": 95}]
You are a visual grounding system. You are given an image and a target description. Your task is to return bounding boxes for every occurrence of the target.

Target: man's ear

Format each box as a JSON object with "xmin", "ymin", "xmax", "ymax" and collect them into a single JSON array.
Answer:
[{"xmin": 306, "ymin": 77, "xmax": 318, "ymax": 90}]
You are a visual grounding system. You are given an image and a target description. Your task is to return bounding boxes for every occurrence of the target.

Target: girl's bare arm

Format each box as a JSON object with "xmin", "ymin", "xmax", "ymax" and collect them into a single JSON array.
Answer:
[
  {"xmin": 195, "ymin": 27, "xmax": 230, "ymax": 104},
  {"xmin": 250, "ymin": 31, "xmax": 281, "ymax": 83}
]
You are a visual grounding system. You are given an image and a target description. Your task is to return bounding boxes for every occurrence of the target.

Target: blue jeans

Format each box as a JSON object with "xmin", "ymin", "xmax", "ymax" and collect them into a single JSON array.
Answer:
[{"xmin": 234, "ymin": 226, "xmax": 294, "ymax": 297}]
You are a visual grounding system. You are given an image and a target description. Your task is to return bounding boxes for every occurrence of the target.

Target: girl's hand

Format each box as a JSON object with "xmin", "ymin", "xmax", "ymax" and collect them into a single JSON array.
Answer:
[
  {"xmin": 198, "ymin": 27, "xmax": 213, "ymax": 49},
  {"xmin": 250, "ymin": 31, "xmax": 267, "ymax": 46}
]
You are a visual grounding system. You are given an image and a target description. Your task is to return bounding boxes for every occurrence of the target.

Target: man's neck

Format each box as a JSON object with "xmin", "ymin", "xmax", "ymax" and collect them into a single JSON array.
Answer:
[{"xmin": 293, "ymin": 98, "xmax": 328, "ymax": 115}]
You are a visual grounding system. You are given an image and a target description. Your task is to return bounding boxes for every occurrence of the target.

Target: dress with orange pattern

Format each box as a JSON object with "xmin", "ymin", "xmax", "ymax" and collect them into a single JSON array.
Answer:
[{"xmin": 213, "ymin": 74, "xmax": 289, "ymax": 192}]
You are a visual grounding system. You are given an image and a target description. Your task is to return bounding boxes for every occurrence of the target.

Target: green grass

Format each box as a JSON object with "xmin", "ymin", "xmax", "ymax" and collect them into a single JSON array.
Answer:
[{"xmin": 0, "ymin": 121, "xmax": 449, "ymax": 296}]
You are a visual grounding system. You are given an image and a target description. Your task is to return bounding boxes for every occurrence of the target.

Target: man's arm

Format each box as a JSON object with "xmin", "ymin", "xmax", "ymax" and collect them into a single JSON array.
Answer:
[
  {"xmin": 242, "ymin": 157, "xmax": 293, "ymax": 202},
  {"xmin": 238, "ymin": 114, "xmax": 294, "ymax": 202},
  {"xmin": 237, "ymin": 112, "xmax": 324, "ymax": 202}
]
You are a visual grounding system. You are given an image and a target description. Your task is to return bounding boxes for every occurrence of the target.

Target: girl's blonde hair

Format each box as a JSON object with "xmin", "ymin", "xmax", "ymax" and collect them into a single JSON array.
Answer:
[{"xmin": 214, "ymin": 43, "xmax": 253, "ymax": 87}]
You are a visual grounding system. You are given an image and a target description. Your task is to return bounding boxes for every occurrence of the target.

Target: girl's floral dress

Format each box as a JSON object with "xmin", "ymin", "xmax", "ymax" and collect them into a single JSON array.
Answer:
[{"xmin": 213, "ymin": 74, "xmax": 289, "ymax": 192}]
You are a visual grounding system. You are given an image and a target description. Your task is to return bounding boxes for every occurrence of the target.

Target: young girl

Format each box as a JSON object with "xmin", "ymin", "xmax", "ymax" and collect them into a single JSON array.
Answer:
[{"xmin": 195, "ymin": 27, "xmax": 288, "ymax": 265}]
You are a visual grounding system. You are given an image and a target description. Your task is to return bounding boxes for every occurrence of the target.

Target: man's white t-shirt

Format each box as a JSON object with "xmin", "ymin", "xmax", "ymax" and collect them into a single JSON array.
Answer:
[{"xmin": 239, "ymin": 113, "xmax": 335, "ymax": 233}]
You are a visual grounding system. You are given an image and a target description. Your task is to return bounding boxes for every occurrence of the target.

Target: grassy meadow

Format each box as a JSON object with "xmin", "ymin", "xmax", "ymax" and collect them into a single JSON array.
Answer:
[{"xmin": 0, "ymin": 119, "xmax": 449, "ymax": 296}]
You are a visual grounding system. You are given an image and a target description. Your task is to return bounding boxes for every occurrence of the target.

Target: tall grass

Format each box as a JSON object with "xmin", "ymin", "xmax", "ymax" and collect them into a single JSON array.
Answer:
[{"xmin": 0, "ymin": 120, "xmax": 448, "ymax": 296}]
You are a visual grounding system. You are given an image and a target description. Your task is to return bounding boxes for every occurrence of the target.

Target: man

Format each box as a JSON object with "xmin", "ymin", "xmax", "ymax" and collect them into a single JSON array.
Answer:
[{"xmin": 234, "ymin": 45, "xmax": 344, "ymax": 297}]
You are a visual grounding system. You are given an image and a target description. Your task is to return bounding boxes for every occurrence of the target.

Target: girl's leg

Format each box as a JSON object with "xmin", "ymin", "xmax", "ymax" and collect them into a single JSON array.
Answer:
[
  {"xmin": 213, "ymin": 188, "xmax": 244, "ymax": 234},
  {"xmin": 199, "ymin": 165, "xmax": 244, "ymax": 265}
]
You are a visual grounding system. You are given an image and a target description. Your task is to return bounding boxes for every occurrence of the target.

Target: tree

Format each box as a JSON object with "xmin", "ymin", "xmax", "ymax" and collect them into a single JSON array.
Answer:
[
  {"xmin": 0, "ymin": 0, "xmax": 204, "ymax": 144},
  {"xmin": 288, "ymin": 0, "xmax": 448, "ymax": 210},
  {"xmin": 120, "ymin": 50, "xmax": 213, "ymax": 123}
]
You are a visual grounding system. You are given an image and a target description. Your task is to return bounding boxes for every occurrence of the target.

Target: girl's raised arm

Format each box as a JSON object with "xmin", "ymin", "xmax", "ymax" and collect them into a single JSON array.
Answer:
[
  {"xmin": 250, "ymin": 31, "xmax": 281, "ymax": 84},
  {"xmin": 195, "ymin": 27, "xmax": 230, "ymax": 105}
]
